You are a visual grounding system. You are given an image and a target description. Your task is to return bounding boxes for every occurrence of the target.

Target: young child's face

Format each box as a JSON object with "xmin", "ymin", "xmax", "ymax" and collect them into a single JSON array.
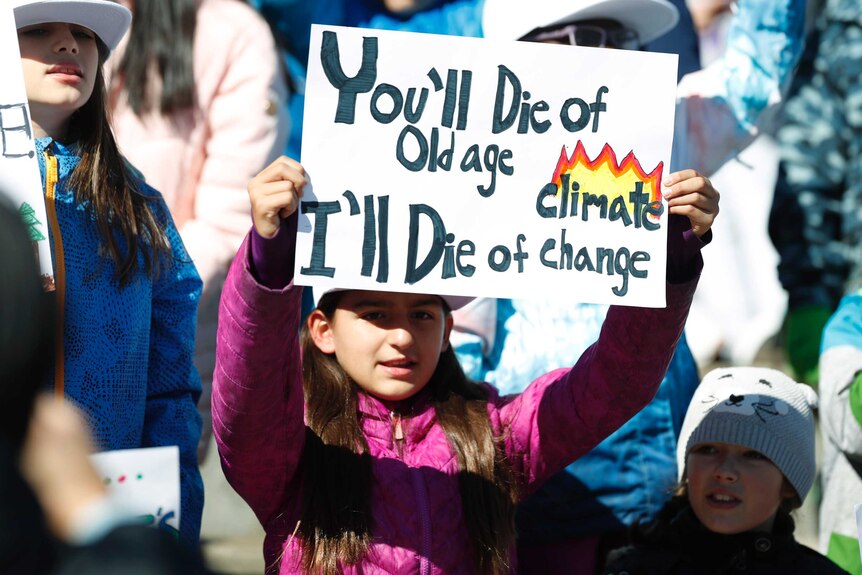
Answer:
[
  {"xmin": 686, "ymin": 442, "xmax": 796, "ymax": 534},
  {"xmin": 309, "ymin": 290, "xmax": 453, "ymax": 401},
  {"xmin": 17, "ymin": 22, "xmax": 100, "ymax": 135}
]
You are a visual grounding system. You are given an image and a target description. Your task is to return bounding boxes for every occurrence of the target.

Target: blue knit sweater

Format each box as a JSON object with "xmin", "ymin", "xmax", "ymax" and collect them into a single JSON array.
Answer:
[{"xmin": 36, "ymin": 137, "xmax": 203, "ymax": 545}]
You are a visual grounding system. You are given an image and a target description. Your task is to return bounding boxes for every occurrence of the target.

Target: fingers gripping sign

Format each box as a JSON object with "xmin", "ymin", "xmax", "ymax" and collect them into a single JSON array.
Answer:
[
  {"xmin": 249, "ymin": 156, "xmax": 309, "ymax": 239},
  {"xmin": 662, "ymin": 169, "xmax": 720, "ymax": 238}
]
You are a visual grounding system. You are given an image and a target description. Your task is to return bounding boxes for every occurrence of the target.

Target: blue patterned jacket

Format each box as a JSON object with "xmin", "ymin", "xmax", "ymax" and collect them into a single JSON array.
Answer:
[
  {"xmin": 769, "ymin": 0, "xmax": 862, "ymax": 311},
  {"xmin": 36, "ymin": 138, "xmax": 203, "ymax": 545}
]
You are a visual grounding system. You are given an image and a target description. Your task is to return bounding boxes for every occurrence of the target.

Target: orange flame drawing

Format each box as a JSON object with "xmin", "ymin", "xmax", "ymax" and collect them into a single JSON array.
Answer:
[{"xmin": 551, "ymin": 141, "xmax": 663, "ymax": 210}]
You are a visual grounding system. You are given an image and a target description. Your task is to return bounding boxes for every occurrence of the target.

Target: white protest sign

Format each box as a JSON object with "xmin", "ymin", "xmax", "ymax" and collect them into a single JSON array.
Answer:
[
  {"xmin": 298, "ymin": 25, "xmax": 678, "ymax": 307},
  {"xmin": 90, "ymin": 446, "xmax": 181, "ymax": 537},
  {"xmin": 0, "ymin": 6, "xmax": 54, "ymax": 291}
]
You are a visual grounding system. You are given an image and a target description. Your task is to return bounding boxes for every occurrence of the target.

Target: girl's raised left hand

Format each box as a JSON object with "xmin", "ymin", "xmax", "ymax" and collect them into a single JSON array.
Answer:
[{"xmin": 663, "ymin": 169, "xmax": 720, "ymax": 237}]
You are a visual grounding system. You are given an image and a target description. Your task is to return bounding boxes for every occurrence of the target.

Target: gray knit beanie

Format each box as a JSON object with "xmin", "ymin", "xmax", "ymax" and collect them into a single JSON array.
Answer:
[{"xmin": 676, "ymin": 367, "xmax": 818, "ymax": 504}]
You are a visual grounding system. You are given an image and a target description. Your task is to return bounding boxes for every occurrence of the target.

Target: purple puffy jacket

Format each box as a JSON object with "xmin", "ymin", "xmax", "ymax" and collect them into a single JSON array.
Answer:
[{"xmin": 212, "ymin": 236, "xmax": 697, "ymax": 574}]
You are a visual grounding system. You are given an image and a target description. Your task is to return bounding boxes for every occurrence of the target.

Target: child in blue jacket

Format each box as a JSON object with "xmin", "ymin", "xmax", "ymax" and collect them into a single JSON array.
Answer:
[{"xmin": 12, "ymin": 0, "xmax": 203, "ymax": 545}]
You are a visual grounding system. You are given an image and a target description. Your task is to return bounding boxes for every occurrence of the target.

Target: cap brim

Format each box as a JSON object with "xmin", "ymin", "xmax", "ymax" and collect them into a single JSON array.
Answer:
[
  {"xmin": 313, "ymin": 287, "xmax": 474, "ymax": 311},
  {"xmin": 484, "ymin": 0, "xmax": 679, "ymax": 46},
  {"xmin": 13, "ymin": 0, "xmax": 132, "ymax": 52}
]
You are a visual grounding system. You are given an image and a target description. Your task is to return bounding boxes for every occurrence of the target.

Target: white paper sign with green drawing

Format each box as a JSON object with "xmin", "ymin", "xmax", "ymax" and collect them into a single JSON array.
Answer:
[
  {"xmin": 0, "ymin": 6, "xmax": 54, "ymax": 291},
  {"xmin": 90, "ymin": 446, "xmax": 181, "ymax": 537}
]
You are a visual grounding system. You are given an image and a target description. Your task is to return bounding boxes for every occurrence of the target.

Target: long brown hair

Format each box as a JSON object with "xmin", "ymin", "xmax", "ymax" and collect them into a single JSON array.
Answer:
[
  {"xmin": 67, "ymin": 39, "xmax": 171, "ymax": 287},
  {"xmin": 112, "ymin": 0, "xmax": 197, "ymax": 116},
  {"xmin": 298, "ymin": 292, "xmax": 519, "ymax": 574}
]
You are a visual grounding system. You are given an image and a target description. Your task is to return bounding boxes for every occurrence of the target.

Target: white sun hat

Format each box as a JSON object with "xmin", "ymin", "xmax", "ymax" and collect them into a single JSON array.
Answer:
[
  {"xmin": 482, "ymin": 0, "xmax": 679, "ymax": 46},
  {"xmin": 12, "ymin": 0, "xmax": 132, "ymax": 53}
]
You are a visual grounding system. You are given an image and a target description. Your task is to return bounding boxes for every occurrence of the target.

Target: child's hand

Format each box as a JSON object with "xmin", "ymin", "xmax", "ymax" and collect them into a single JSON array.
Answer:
[
  {"xmin": 248, "ymin": 156, "xmax": 308, "ymax": 239},
  {"xmin": 20, "ymin": 395, "xmax": 107, "ymax": 542},
  {"xmin": 663, "ymin": 170, "xmax": 720, "ymax": 237}
]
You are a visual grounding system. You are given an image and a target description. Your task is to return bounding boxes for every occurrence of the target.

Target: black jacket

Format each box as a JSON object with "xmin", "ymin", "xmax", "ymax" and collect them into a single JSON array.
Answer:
[
  {"xmin": 0, "ymin": 442, "xmax": 59, "ymax": 575},
  {"xmin": 604, "ymin": 502, "xmax": 847, "ymax": 575}
]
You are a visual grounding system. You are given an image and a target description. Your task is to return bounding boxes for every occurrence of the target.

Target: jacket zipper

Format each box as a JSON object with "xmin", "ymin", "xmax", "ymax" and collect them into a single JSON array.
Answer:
[
  {"xmin": 413, "ymin": 471, "xmax": 432, "ymax": 575},
  {"xmin": 389, "ymin": 409, "xmax": 431, "ymax": 575},
  {"xmin": 43, "ymin": 145, "xmax": 66, "ymax": 399},
  {"xmin": 389, "ymin": 410, "xmax": 405, "ymax": 457}
]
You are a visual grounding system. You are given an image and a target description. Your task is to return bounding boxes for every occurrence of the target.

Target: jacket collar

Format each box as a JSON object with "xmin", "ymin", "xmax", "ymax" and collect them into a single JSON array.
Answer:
[
  {"xmin": 671, "ymin": 506, "xmax": 796, "ymax": 568},
  {"xmin": 356, "ymin": 387, "xmax": 438, "ymax": 444},
  {"xmin": 35, "ymin": 137, "xmax": 76, "ymax": 157}
]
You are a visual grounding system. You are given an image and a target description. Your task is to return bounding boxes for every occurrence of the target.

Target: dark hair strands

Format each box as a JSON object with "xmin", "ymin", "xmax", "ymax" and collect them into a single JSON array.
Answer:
[
  {"xmin": 68, "ymin": 40, "xmax": 170, "ymax": 287},
  {"xmin": 431, "ymin": 349, "xmax": 519, "ymax": 575},
  {"xmin": 115, "ymin": 0, "xmax": 197, "ymax": 115},
  {"xmin": 297, "ymin": 292, "xmax": 519, "ymax": 574},
  {"xmin": 299, "ymin": 316, "xmax": 372, "ymax": 575}
]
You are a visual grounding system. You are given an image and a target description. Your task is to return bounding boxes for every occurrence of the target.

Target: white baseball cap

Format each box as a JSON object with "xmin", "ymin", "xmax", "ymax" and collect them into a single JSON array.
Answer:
[
  {"xmin": 12, "ymin": 0, "xmax": 132, "ymax": 53},
  {"xmin": 482, "ymin": 0, "xmax": 679, "ymax": 46},
  {"xmin": 313, "ymin": 287, "xmax": 474, "ymax": 311}
]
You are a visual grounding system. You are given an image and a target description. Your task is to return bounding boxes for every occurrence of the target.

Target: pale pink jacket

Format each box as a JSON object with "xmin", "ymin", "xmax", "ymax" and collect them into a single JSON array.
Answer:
[
  {"xmin": 109, "ymin": 0, "xmax": 289, "ymax": 294},
  {"xmin": 108, "ymin": 0, "xmax": 288, "ymax": 428}
]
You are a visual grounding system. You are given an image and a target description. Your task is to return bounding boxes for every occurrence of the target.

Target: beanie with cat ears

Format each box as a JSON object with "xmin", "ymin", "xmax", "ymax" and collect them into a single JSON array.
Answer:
[{"xmin": 677, "ymin": 367, "xmax": 818, "ymax": 504}]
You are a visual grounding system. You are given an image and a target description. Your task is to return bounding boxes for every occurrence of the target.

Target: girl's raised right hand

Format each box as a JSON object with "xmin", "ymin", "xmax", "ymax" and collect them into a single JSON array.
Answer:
[{"xmin": 248, "ymin": 156, "xmax": 308, "ymax": 238}]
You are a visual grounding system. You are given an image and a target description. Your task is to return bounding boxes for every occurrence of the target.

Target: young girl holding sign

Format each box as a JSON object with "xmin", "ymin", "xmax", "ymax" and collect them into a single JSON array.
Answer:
[
  {"xmin": 212, "ymin": 155, "xmax": 718, "ymax": 574},
  {"xmin": 12, "ymin": 0, "xmax": 203, "ymax": 544}
]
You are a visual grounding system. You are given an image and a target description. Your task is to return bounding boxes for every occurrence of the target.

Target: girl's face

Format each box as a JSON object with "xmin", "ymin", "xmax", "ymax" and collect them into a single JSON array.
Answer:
[
  {"xmin": 17, "ymin": 22, "xmax": 100, "ymax": 138},
  {"xmin": 686, "ymin": 442, "xmax": 796, "ymax": 534},
  {"xmin": 309, "ymin": 290, "xmax": 453, "ymax": 402}
]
